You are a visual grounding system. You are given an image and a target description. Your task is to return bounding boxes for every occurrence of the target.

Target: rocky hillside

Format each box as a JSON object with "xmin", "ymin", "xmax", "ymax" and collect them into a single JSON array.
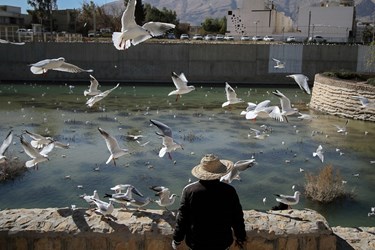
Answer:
[{"xmin": 103, "ymin": 0, "xmax": 375, "ymax": 25}]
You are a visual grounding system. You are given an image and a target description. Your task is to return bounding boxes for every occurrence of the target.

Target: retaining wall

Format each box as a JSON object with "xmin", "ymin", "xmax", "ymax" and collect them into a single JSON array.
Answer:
[
  {"xmin": 0, "ymin": 42, "xmax": 372, "ymax": 84},
  {"xmin": 0, "ymin": 208, "xmax": 338, "ymax": 250},
  {"xmin": 310, "ymin": 74, "xmax": 375, "ymax": 122}
]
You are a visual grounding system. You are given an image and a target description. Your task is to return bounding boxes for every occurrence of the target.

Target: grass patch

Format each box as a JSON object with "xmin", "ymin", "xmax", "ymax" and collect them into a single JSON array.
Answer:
[
  {"xmin": 322, "ymin": 70, "xmax": 375, "ymax": 85},
  {"xmin": 304, "ymin": 164, "xmax": 353, "ymax": 203}
]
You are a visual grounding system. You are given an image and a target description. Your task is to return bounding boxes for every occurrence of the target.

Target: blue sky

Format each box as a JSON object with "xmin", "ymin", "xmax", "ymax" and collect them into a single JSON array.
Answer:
[{"xmin": 1, "ymin": 0, "xmax": 114, "ymax": 14}]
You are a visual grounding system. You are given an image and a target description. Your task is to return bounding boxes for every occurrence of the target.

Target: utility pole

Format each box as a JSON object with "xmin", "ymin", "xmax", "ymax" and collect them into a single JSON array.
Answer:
[{"xmin": 307, "ymin": 11, "xmax": 311, "ymax": 41}]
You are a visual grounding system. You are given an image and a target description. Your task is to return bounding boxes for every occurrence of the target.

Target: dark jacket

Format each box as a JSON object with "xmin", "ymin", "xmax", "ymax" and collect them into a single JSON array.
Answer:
[{"xmin": 173, "ymin": 179, "xmax": 246, "ymax": 250}]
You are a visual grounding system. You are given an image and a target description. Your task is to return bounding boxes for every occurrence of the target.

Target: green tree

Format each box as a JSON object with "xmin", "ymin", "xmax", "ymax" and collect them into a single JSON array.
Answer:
[
  {"xmin": 202, "ymin": 17, "xmax": 226, "ymax": 34},
  {"xmin": 144, "ymin": 4, "xmax": 179, "ymax": 25},
  {"xmin": 27, "ymin": 0, "xmax": 57, "ymax": 31}
]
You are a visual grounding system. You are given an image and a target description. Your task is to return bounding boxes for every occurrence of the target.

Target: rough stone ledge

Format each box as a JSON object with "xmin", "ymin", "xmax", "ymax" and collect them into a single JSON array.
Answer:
[{"xmin": 0, "ymin": 208, "xmax": 346, "ymax": 250}]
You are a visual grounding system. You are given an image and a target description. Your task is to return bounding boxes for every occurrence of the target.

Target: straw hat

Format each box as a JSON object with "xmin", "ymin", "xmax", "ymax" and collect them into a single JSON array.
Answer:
[{"xmin": 191, "ymin": 154, "xmax": 234, "ymax": 180}]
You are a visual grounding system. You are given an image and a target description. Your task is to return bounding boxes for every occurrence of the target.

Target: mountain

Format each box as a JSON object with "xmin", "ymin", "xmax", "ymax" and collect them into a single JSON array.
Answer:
[{"xmin": 103, "ymin": 0, "xmax": 375, "ymax": 25}]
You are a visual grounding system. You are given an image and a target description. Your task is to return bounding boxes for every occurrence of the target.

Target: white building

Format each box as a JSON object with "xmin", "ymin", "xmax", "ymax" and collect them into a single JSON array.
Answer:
[
  {"xmin": 226, "ymin": 0, "xmax": 294, "ymax": 39},
  {"xmin": 297, "ymin": 2, "xmax": 355, "ymax": 43}
]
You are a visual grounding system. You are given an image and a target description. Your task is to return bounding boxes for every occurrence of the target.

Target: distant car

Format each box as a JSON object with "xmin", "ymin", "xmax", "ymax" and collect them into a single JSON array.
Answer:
[
  {"xmin": 263, "ymin": 35, "xmax": 274, "ymax": 41},
  {"xmin": 204, "ymin": 34, "xmax": 215, "ymax": 41},
  {"xmin": 286, "ymin": 36, "xmax": 296, "ymax": 43},
  {"xmin": 308, "ymin": 35, "xmax": 326, "ymax": 43},
  {"xmin": 180, "ymin": 34, "xmax": 189, "ymax": 40},
  {"xmin": 240, "ymin": 35, "xmax": 250, "ymax": 41},
  {"xmin": 166, "ymin": 33, "xmax": 176, "ymax": 39},
  {"xmin": 224, "ymin": 35, "xmax": 234, "ymax": 41},
  {"xmin": 192, "ymin": 34, "xmax": 203, "ymax": 40},
  {"xmin": 88, "ymin": 31, "xmax": 101, "ymax": 37},
  {"xmin": 215, "ymin": 34, "xmax": 225, "ymax": 41},
  {"xmin": 16, "ymin": 28, "xmax": 32, "ymax": 36},
  {"xmin": 252, "ymin": 35, "xmax": 262, "ymax": 41}
]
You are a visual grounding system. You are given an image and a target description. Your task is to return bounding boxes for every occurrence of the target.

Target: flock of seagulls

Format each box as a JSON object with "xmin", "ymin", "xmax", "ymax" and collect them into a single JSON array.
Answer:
[{"xmin": 1, "ymin": 0, "xmax": 374, "ymax": 218}]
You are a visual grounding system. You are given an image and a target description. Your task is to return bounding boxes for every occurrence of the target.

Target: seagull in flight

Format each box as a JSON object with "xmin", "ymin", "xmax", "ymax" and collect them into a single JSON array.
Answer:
[
  {"xmin": 286, "ymin": 74, "xmax": 311, "ymax": 94},
  {"xmin": 241, "ymin": 100, "xmax": 284, "ymax": 122},
  {"xmin": 86, "ymin": 83, "xmax": 119, "ymax": 108},
  {"xmin": 20, "ymin": 136, "xmax": 54, "ymax": 169},
  {"xmin": 272, "ymin": 90, "xmax": 298, "ymax": 121},
  {"xmin": 272, "ymin": 58, "xmax": 285, "ymax": 69},
  {"xmin": 0, "ymin": 131, "xmax": 13, "ymax": 164},
  {"xmin": 220, "ymin": 159, "xmax": 257, "ymax": 183},
  {"xmin": 313, "ymin": 145, "xmax": 324, "ymax": 163},
  {"xmin": 29, "ymin": 57, "xmax": 93, "ymax": 74},
  {"xmin": 84, "ymin": 75, "xmax": 102, "ymax": 96},
  {"xmin": 91, "ymin": 198, "xmax": 114, "ymax": 217},
  {"xmin": 274, "ymin": 191, "xmax": 300, "ymax": 208},
  {"xmin": 150, "ymin": 119, "xmax": 183, "ymax": 160},
  {"xmin": 352, "ymin": 96, "xmax": 375, "ymax": 108},
  {"xmin": 149, "ymin": 186, "xmax": 178, "ymax": 209},
  {"xmin": 168, "ymin": 72, "xmax": 195, "ymax": 101},
  {"xmin": 23, "ymin": 130, "xmax": 69, "ymax": 149},
  {"xmin": 98, "ymin": 127, "xmax": 128, "ymax": 166},
  {"xmin": 112, "ymin": 0, "xmax": 175, "ymax": 50},
  {"xmin": 333, "ymin": 119, "xmax": 348, "ymax": 133},
  {"xmin": 222, "ymin": 82, "xmax": 244, "ymax": 107},
  {"xmin": 0, "ymin": 39, "xmax": 25, "ymax": 45}
]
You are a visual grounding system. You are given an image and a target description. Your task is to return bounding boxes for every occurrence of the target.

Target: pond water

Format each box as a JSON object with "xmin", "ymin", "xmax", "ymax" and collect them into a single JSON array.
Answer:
[{"xmin": 0, "ymin": 83, "xmax": 374, "ymax": 227}]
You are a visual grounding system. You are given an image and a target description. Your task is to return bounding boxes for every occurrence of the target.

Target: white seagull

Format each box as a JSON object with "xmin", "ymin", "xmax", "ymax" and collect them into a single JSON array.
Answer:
[
  {"xmin": 220, "ymin": 159, "xmax": 257, "ymax": 184},
  {"xmin": 86, "ymin": 83, "xmax": 120, "ymax": 108},
  {"xmin": 91, "ymin": 198, "xmax": 114, "ymax": 217},
  {"xmin": 168, "ymin": 72, "xmax": 195, "ymax": 101},
  {"xmin": 150, "ymin": 186, "xmax": 178, "ymax": 208},
  {"xmin": 352, "ymin": 96, "xmax": 375, "ymax": 109},
  {"xmin": 82, "ymin": 190, "xmax": 99, "ymax": 207},
  {"xmin": 286, "ymin": 74, "xmax": 311, "ymax": 94},
  {"xmin": 272, "ymin": 58, "xmax": 285, "ymax": 69},
  {"xmin": 84, "ymin": 75, "xmax": 102, "ymax": 96},
  {"xmin": 110, "ymin": 184, "xmax": 143, "ymax": 197},
  {"xmin": 274, "ymin": 191, "xmax": 300, "ymax": 208},
  {"xmin": 248, "ymin": 128, "xmax": 269, "ymax": 140},
  {"xmin": 112, "ymin": 0, "xmax": 175, "ymax": 50},
  {"xmin": 313, "ymin": 145, "xmax": 324, "ymax": 163},
  {"xmin": 0, "ymin": 39, "xmax": 25, "ymax": 45},
  {"xmin": 98, "ymin": 127, "xmax": 128, "ymax": 166},
  {"xmin": 23, "ymin": 130, "xmax": 69, "ymax": 149},
  {"xmin": 29, "ymin": 57, "xmax": 93, "ymax": 74},
  {"xmin": 20, "ymin": 136, "xmax": 54, "ymax": 169},
  {"xmin": 272, "ymin": 90, "xmax": 298, "ymax": 121},
  {"xmin": 333, "ymin": 119, "xmax": 348, "ymax": 133},
  {"xmin": 222, "ymin": 82, "xmax": 244, "ymax": 107},
  {"xmin": 0, "ymin": 131, "xmax": 13, "ymax": 164},
  {"xmin": 241, "ymin": 100, "xmax": 284, "ymax": 122},
  {"xmin": 150, "ymin": 119, "xmax": 183, "ymax": 160},
  {"xmin": 104, "ymin": 186, "xmax": 143, "ymax": 208}
]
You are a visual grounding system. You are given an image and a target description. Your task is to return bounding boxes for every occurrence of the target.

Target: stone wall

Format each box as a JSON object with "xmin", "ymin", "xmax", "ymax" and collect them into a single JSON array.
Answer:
[
  {"xmin": 0, "ymin": 208, "xmax": 339, "ymax": 250},
  {"xmin": 310, "ymin": 74, "xmax": 375, "ymax": 122}
]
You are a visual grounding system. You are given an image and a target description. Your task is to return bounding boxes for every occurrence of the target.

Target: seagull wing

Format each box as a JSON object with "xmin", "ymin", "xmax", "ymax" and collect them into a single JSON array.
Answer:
[
  {"xmin": 171, "ymin": 72, "xmax": 188, "ymax": 90},
  {"xmin": 225, "ymin": 82, "xmax": 238, "ymax": 101},
  {"xmin": 273, "ymin": 90, "xmax": 292, "ymax": 111},
  {"xmin": 0, "ymin": 130, "xmax": 13, "ymax": 155},
  {"xmin": 98, "ymin": 128, "xmax": 123, "ymax": 155},
  {"xmin": 54, "ymin": 62, "xmax": 93, "ymax": 73},
  {"xmin": 39, "ymin": 142, "xmax": 55, "ymax": 156},
  {"xmin": 20, "ymin": 137, "xmax": 42, "ymax": 159},
  {"xmin": 142, "ymin": 22, "xmax": 176, "ymax": 37},
  {"xmin": 121, "ymin": 0, "xmax": 137, "ymax": 31},
  {"xmin": 89, "ymin": 75, "xmax": 100, "ymax": 92},
  {"xmin": 150, "ymin": 119, "xmax": 173, "ymax": 137}
]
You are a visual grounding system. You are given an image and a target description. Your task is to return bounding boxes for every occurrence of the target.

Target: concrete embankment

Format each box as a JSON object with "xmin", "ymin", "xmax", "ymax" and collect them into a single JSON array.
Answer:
[
  {"xmin": 0, "ymin": 208, "xmax": 374, "ymax": 250},
  {"xmin": 310, "ymin": 74, "xmax": 375, "ymax": 122},
  {"xmin": 0, "ymin": 42, "xmax": 372, "ymax": 84}
]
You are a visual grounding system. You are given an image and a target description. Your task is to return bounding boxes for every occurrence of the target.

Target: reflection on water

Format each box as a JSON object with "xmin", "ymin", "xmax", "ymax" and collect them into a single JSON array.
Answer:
[{"xmin": 0, "ymin": 83, "xmax": 374, "ymax": 227}]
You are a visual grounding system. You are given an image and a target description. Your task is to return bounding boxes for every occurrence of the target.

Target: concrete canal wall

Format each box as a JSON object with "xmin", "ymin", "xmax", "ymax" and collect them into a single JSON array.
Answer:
[{"xmin": 0, "ymin": 42, "xmax": 373, "ymax": 84}]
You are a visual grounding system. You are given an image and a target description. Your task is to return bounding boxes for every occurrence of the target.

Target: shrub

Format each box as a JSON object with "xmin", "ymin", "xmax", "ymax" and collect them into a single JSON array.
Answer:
[
  {"xmin": 304, "ymin": 165, "xmax": 352, "ymax": 203},
  {"xmin": 0, "ymin": 157, "xmax": 27, "ymax": 182}
]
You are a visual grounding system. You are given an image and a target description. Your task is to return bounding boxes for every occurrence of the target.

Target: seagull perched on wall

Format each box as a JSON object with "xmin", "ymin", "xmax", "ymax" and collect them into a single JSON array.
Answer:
[
  {"xmin": 29, "ymin": 57, "xmax": 93, "ymax": 74},
  {"xmin": 112, "ymin": 0, "xmax": 175, "ymax": 50},
  {"xmin": 150, "ymin": 119, "xmax": 183, "ymax": 160},
  {"xmin": 168, "ymin": 72, "xmax": 195, "ymax": 101},
  {"xmin": 84, "ymin": 75, "xmax": 102, "ymax": 96},
  {"xmin": 274, "ymin": 191, "xmax": 300, "ymax": 209},
  {"xmin": 222, "ymin": 82, "xmax": 244, "ymax": 107},
  {"xmin": 98, "ymin": 127, "xmax": 128, "ymax": 166},
  {"xmin": 0, "ymin": 131, "xmax": 13, "ymax": 164},
  {"xmin": 286, "ymin": 74, "xmax": 311, "ymax": 94}
]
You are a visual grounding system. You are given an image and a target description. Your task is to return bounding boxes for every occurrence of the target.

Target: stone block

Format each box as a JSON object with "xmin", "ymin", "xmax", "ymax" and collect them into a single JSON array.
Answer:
[{"xmin": 319, "ymin": 235, "xmax": 336, "ymax": 250}]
